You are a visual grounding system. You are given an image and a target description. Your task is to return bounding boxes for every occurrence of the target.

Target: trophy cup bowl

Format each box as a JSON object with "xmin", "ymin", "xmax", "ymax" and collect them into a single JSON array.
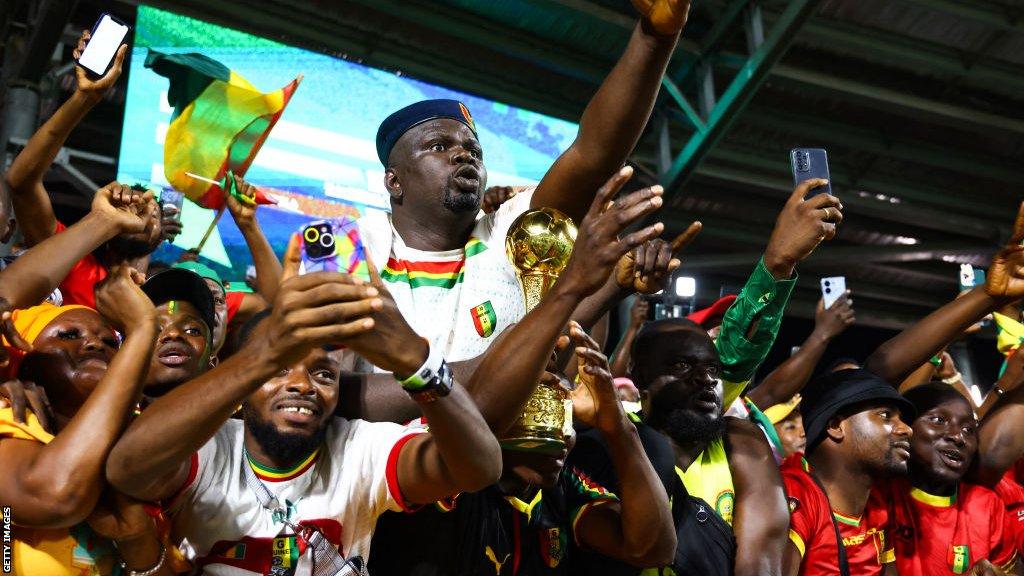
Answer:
[{"xmin": 501, "ymin": 207, "xmax": 577, "ymax": 454}]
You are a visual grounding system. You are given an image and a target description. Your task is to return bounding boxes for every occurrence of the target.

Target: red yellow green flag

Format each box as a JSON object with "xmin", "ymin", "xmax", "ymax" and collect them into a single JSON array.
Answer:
[{"xmin": 146, "ymin": 50, "xmax": 300, "ymax": 209}]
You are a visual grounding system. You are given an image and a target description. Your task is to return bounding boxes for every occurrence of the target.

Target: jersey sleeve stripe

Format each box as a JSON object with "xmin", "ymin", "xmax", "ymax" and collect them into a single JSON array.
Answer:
[
  {"xmin": 385, "ymin": 431, "xmax": 426, "ymax": 513},
  {"xmin": 789, "ymin": 529, "xmax": 806, "ymax": 557}
]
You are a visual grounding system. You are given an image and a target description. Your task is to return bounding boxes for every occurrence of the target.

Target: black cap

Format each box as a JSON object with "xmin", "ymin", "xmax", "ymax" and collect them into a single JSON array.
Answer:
[
  {"xmin": 376, "ymin": 99, "xmax": 477, "ymax": 165},
  {"xmin": 801, "ymin": 368, "xmax": 916, "ymax": 452},
  {"xmin": 141, "ymin": 268, "xmax": 217, "ymax": 334}
]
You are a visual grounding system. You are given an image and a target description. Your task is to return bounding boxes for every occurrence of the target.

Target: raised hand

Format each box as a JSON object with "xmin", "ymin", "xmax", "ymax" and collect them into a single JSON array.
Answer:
[
  {"xmin": 763, "ymin": 178, "xmax": 842, "ymax": 279},
  {"xmin": 615, "ymin": 221, "xmax": 701, "ymax": 295},
  {"xmin": 631, "ymin": 0, "xmax": 691, "ymax": 36},
  {"xmin": 0, "ymin": 297, "xmax": 32, "ymax": 366},
  {"xmin": 225, "ymin": 176, "xmax": 259, "ymax": 228},
  {"xmin": 251, "ymin": 235, "xmax": 380, "ymax": 368},
  {"xmin": 569, "ymin": 321, "xmax": 623, "ymax": 434},
  {"xmin": 342, "ymin": 253, "xmax": 430, "ymax": 378},
  {"xmin": 94, "ymin": 263, "xmax": 154, "ymax": 334},
  {"xmin": 0, "ymin": 380, "xmax": 55, "ymax": 433},
  {"xmin": 560, "ymin": 166, "xmax": 666, "ymax": 297},
  {"xmin": 72, "ymin": 30, "xmax": 127, "ymax": 100},
  {"xmin": 91, "ymin": 182, "xmax": 156, "ymax": 236},
  {"xmin": 160, "ymin": 205, "xmax": 182, "ymax": 243},
  {"xmin": 965, "ymin": 559, "xmax": 1005, "ymax": 576},
  {"xmin": 986, "ymin": 202, "xmax": 1024, "ymax": 300},
  {"xmin": 629, "ymin": 298, "xmax": 649, "ymax": 328},
  {"xmin": 814, "ymin": 292, "xmax": 855, "ymax": 340},
  {"xmin": 481, "ymin": 185, "xmax": 518, "ymax": 214}
]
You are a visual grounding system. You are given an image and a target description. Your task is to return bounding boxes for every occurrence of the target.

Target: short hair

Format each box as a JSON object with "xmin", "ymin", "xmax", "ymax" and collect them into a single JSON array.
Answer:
[
  {"xmin": 902, "ymin": 381, "xmax": 972, "ymax": 419},
  {"xmin": 630, "ymin": 318, "xmax": 705, "ymax": 389},
  {"xmin": 237, "ymin": 308, "xmax": 272, "ymax": 347}
]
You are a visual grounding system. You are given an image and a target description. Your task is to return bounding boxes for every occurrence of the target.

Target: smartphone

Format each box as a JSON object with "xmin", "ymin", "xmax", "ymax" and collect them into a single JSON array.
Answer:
[
  {"xmin": 790, "ymin": 148, "xmax": 832, "ymax": 197},
  {"xmin": 821, "ymin": 276, "xmax": 846, "ymax": 309},
  {"xmin": 298, "ymin": 218, "xmax": 370, "ymax": 281},
  {"xmin": 160, "ymin": 188, "xmax": 184, "ymax": 218},
  {"xmin": 76, "ymin": 14, "xmax": 130, "ymax": 79}
]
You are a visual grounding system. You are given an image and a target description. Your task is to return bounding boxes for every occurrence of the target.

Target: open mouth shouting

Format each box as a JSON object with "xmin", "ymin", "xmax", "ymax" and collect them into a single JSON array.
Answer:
[{"xmin": 452, "ymin": 165, "xmax": 481, "ymax": 192}]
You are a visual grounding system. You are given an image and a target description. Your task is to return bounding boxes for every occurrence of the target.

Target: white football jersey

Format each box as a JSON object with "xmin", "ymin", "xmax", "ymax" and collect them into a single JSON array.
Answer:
[{"xmin": 169, "ymin": 418, "xmax": 422, "ymax": 575}]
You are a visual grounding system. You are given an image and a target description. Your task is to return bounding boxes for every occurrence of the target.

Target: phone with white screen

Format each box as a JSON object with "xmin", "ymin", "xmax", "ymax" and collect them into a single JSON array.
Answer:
[
  {"xmin": 821, "ymin": 276, "xmax": 847, "ymax": 310},
  {"xmin": 76, "ymin": 14, "xmax": 130, "ymax": 79}
]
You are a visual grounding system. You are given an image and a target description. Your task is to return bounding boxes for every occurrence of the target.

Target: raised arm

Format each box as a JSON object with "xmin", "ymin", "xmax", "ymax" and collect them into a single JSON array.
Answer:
[
  {"xmin": 570, "ymin": 324, "xmax": 675, "ymax": 566},
  {"xmin": 726, "ymin": 417, "xmax": 790, "ymax": 576},
  {"xmin": 867, "ymin": 202, "xmax": 1024, "ymax": 384},
  {"xmin": 225, "ymin": 177, "xmax": 282, "ymax": 304},
  {"xmin": 972, "ymin": 349, "xmax": 1024, "ymax": 486},
  {"xmin": 746, "ymin": 294, "xmax": 854, "ymax": 409},
  {"xmin": 717, "ymin": 178, "xmax": 841, "ymax": 402},
  {"xmin": 106, "ymin": 265, "xmax": 382, "ymax": 500},
  {"xmin": 0, "ymin": 265, "xmax": 156, "ymax": 528},
  {"xmin": 468, "ymin": 167, "xmax": 666, "ymax": 433},
  {"xmin": 531, "ymin": 1, "xmax": 688, "ymax": 222},
  {"xmin": 610, "ymin": 299, "xmax": 649, "ymax": 378},
  {"xmin": 4, "ymin": 32, "xmax": 126, "ymax": 246},
  {"xmin": 0, "ymin": 183, "xmax": 154, "ymax": 311}
]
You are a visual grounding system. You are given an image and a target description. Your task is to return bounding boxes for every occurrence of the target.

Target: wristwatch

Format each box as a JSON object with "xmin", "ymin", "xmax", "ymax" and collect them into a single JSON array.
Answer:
[{"xmin": 397, "ymin": 343, "xmax": 454, "ymax": 402}]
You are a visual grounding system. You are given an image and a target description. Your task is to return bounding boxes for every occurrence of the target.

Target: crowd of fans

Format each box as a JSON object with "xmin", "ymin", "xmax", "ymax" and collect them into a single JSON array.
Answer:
[{"xmin": 3, "ymin": 1, "xmax": 1024, "ymax": 575}]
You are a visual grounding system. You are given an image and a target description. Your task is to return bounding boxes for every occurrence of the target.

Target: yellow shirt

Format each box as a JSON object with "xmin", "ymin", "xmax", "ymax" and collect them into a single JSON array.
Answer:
[
  {"xmin": 0, "ymin": 408, "xmax": 117, "ymax": 576},
  {"xmin": 678, "ymin": 437, "xmax": 735, "ymax": 525}
]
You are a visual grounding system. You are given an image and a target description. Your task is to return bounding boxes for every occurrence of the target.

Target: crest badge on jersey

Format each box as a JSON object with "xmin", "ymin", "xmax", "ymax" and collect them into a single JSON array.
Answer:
[
  {"xmin": 949, "ymin": 544, "xmax": 970, "ymax": 574},
  {"xmin": 472, "ymin": 301, "xmax": 497, "ymax": 338},
  {"xmin": 539, "ymin": 527, "xmax": 565, "ymax": 568}
]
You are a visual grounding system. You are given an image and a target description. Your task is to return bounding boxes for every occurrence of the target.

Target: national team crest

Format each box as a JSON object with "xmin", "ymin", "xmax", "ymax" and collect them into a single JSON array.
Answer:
[
  {"xmin": 459, "ymin": 102, "xmax": 476, "ymax": 132},
  {"xmin": 472, "ymin": 301, "xmax": 497, "ymax": 338},
  {"xmin": 949, "ymin": 544, "xmax": 970, "ymax": 574},
  {"xmin": 539, "ymin": 527, "xmax": 565, "ymax": 568}
]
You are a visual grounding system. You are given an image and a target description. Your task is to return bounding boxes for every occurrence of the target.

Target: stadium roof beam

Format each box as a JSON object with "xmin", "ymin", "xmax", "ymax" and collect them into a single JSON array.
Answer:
[
  {"xmin": 681, "ymin": 243, "xmax": 993, "ymax": 269},
  {"xmin": 692, "ymin": 160, "xmax": 1008, "ymax": 242},
  {"xmin": 902, "ymin": 0, "xmax": 1024, "ymax": 34},
  {"xmin": 738, "ymin": 106, "xmax": 1024, "ymax": 189},
  {"xmin": 659, "ymin": 0, "xmax": 824, "ymax": 198}
]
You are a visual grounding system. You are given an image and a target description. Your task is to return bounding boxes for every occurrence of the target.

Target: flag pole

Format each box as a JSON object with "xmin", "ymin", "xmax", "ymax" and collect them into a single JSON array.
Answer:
[{"xmin": 195, "ymin": 207, "xmax": 225, "ymax": 252}]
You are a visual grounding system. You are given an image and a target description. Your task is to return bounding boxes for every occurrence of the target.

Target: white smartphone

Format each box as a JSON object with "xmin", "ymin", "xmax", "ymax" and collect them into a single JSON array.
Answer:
[
  {"xmin": 77, "ymin": 14, "xmax": 130, "ymax": 79},
  {"xmin": 821, "ymin": 276, "xmax": 846, "ymax": 310}
]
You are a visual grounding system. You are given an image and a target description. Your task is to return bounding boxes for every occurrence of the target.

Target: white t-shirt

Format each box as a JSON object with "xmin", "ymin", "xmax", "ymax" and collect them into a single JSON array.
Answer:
[
  {"xmin": 168, "ymin": 418, "xmax": 421, "ymax": 575},
  {"xmin": 351, "ymin": 189, "xmax": 535, "ymax": 370}
]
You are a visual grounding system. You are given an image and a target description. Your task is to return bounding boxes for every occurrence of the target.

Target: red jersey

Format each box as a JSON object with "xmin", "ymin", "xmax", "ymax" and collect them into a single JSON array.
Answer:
[
  {"xmin": 881, "ymin": 478, "xmax": 1016, "ymax": 575},
  {"xmin": 781, "ymin": 454, "xmax": 895, "ymax": 576},
  {"xmin": 225, "ymin": 291, "xmax": 245, "ymax": 323},
  {"xmin": 53, "ymin": 221, "xmax": 108, "ymax": 308},
  {"xmin": 993, "ymin": 465, "xmax": 1024, "ymax": 555}
]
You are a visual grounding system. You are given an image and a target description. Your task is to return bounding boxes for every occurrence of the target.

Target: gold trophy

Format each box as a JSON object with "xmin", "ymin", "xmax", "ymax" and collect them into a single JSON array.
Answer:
[{"xmin": 502, "ymin": 207, "xmax": 578, "ymax": 454}]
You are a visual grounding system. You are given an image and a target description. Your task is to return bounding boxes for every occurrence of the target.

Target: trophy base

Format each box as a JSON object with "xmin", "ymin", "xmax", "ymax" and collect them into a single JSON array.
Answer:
[{"xmin": 500, "ymin": 435, "xmax": 567, "ymax": 455}]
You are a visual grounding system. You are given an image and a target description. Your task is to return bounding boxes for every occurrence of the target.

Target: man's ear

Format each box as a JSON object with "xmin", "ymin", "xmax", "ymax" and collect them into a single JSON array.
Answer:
[
  {"xmin": 825, "ymin": 415, "xmax": 846, "ymax": 443},
  {"xmin": 384, "ymin": 167, "xmax": 402, "ymax": 202}
]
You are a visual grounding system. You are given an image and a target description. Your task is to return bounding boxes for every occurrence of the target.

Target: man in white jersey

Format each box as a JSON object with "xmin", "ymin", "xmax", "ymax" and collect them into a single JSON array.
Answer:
[
  {"xmin": 352, "ymin": 0, "xmax": 693, "ymax": 371},
  {"xmin": 106, "ymin": 242, "xmax": 502, "ymax": 576}
]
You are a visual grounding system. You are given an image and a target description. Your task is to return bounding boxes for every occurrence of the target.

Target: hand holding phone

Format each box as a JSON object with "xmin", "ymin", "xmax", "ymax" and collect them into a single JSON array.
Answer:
[
  {"xmin": 790, "ymin": 148, "xmax": 832, "ymax": 198},
  {"xmin": 74, "ymin": 15, "xmax": 130, "ymax": 89},
  {"xmin": 821, "ymin": 276, "xmax": 846, "ymax": 310},
  {"xmin": 298, "ymin": 218, "xmax": 370, "ymax": 282}
]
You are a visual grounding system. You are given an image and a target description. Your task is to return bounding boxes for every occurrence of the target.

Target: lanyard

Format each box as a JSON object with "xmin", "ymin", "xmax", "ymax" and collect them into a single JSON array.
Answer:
[
  {"xmin": 807, "ymin": 472, "xmax": 851, "ymax": 576},
  {"xmin": 241, "ymin": 449, "xmax": 368, "ymax": 576}
]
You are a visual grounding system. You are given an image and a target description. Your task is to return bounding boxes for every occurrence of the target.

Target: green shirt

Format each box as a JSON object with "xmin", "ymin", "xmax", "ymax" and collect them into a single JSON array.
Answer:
[{"xmin": 717, "ymin": 256, "xmax": 797, "ymax": 407}]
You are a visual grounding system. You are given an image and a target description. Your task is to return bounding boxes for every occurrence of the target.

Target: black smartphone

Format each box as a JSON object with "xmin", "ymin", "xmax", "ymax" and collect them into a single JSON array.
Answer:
[
  {"xmin": 790, "ymin": 148, "xmax": 832, "ymax": 197},
  {"xmin": 76, "ymin": 13, "xmax": 131, "ymax": 79}
]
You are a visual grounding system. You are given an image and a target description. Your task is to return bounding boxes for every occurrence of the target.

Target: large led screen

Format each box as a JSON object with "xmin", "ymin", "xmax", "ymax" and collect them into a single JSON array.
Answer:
[{"xmin": 117, "ymin": 6, "xmax": 579, "ymax": 281}]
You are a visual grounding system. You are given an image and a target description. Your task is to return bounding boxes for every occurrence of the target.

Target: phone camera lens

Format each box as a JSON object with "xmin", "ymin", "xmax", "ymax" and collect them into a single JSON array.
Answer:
[
  {"xmin": 825, "ymin": 288, "xmax": 831, "ymax": 294},
  {"xmin": 320, "ymin": 233, "xmax": 335, "ymax": 249}
]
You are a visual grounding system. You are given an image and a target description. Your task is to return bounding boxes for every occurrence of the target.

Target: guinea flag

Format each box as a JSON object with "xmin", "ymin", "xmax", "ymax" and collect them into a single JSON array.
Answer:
[{"xmin": 146, "ymin": 50, "xmax": 300, "ymax": 209}]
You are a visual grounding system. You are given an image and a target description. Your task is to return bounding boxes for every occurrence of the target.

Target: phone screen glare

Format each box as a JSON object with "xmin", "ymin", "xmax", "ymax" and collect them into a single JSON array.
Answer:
[{"xmin": 79, "ymin": 17, "xmax": 128, "ymax": 74}]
